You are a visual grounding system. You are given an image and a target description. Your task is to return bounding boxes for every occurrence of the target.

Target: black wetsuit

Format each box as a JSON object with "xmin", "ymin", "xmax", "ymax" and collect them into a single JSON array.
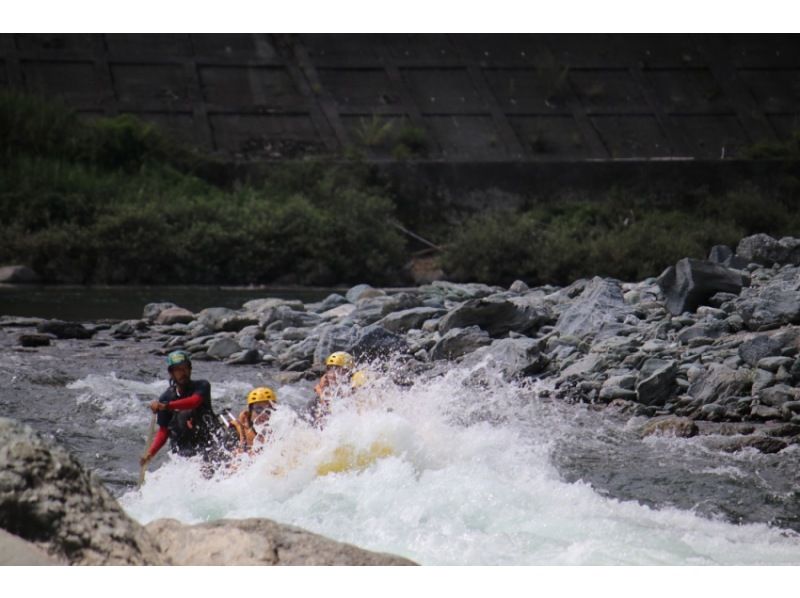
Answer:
[{"xmin": 156, "ymin": 379, "xmax": 222, "ymax": 460}]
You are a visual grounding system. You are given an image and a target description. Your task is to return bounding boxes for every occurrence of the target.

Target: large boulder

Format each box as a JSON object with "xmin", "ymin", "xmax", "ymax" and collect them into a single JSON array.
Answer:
[
  {"xmin": 348, "ymin": 324, "xmax": 409, "ymax": 359},
  {"xmin": 0, "ymin": 418, "xmax": 162, "ymax": 564},
  {"xmin": 738, "ymin": 334, "xmax": 786, "ymax": 366},
  {"xmin": 145, "ymin": 518, "xmax": 415, "ymax": 565},
  {"xmin": 377, "ymin": 307, "xmax": 447, "ymax": 333},
  {"xmin": 460, "ymin": 337, "xmax": 547, "ymax": 379},
  {"xmin": 429, "ymin": 326, "xmax": 492, "ymax": 361},
  {"xmin": 206, "ymin": 336, "xmax": 242, "ymax": 360},
  {"xmin": 155, "ymin": 307, "xmax": 195, "ymax": 326},
  {"xmin": 346, "ymin": 284, "xmax": 385, "ymax": 304},
  {"xmin": 439, "ymin": 297, "xmax": 551, "ymax": 337},
  {"xmin": 636, "ymin": 359, "xmax": 678, "ymax": 406},
  {"xmin": 313, "ymin": 325, "xmax": 359, "ymax": 365},
  {"xmin": 0, "ymin": 265, "xmax": 40, "ymax": 283},
  {"xmin": 0, "ymin": 418, "xmax": 416, "ymax": 565},
  {"xmin": 687, "ymin": 364, "xmax": 751, "ymax": 405},
  {"xmin": 142, "ymin": 302, "xmax": 178, "ymax": 322},
  {"xmin": 734, "ymin": 276, "xmax": 800, "ymax": 331},
  {"xmin": 196, "ymin": 307, "xmax": 237, "ymax": 331},
  {"xmin": 553, "ymin": 277, "xmax": 630, "ymax": 341},
  {"xmin": 736, "ymin": 234, "xmax": 800, "ymax": 267},
  {"xmin": 657, "ymin": 258, "xmax": 747, "ymax": 316}
]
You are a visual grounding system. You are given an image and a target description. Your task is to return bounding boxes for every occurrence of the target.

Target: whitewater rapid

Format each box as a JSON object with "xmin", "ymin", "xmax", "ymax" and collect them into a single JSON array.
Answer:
[{"xmin": 103, "ymin": 360, "xmax": 800, "ymax": 565}]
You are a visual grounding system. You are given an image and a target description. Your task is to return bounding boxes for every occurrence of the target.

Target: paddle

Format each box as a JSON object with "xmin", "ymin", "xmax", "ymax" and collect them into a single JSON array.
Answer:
[{"xmin": 139, "ymin": 414, "xmax": 156, "ymax": 488}]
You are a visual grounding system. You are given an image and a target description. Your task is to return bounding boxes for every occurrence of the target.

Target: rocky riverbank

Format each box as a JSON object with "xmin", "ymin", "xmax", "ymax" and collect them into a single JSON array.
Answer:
[
  {"xmin": 81, "ymin": 232, "xmax": 800, "ymax": 453},
  {"xmin": 3, "ymin": 232, "xmax": 800, "ymax": 563}
]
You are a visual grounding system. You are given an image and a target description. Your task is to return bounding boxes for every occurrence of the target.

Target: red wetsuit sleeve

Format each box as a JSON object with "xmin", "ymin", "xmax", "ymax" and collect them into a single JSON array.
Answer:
[
  {"xmin": 148, "ymin": 426, "xmax": 169, "ymax": 457},
  {"xmin": 166, "ymin": 393, "xmax": 203, "ymax": 411}
]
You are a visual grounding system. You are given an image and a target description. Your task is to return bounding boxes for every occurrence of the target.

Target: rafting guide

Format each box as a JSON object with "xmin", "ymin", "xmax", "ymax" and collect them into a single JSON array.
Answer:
[{"xmin": 140, "ymin": 350, "xmax": 228, "ymax": 477}]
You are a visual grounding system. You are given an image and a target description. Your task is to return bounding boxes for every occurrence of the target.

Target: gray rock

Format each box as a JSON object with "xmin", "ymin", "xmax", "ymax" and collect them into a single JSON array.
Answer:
[
  {"xmin": 640, "ymin": 416, "xmax": 698, "ymax": 438},
  {"xmin": 155, "ymin": 307, "xmax": 195, "ymax": 325},
  {"xmin": 430, "ymin": 326, "xmax": 492, "ymax": 361},
  {"xmin": 553, "ymin": 277, "xmax": 629, "ymax": 341},
  {"xmin": 18, "ymin": 333, "xmax": 52, "ymax": 347},
  {"xmin": 708, "ymin": 245, "xmax": 749, "ymax": 269},
  {"xmin": 599, "ymin": 386, "xmax": 638, "ymax": 401},
  {"xmin": 307, "ymin": 293, "xmax": 348, "ymax": 313},
  {"xmin": 206, "ymin": 337, "xmax": 241, "ymax": 360},
  {"xmin": 143, "ymin": 302, "xmax": 178, "ymax": 322},
  {"xmin": 377, "ymin": 307, "xmax": 447, "ymax": 334},
  {"xmin": 145, "ymin": 518, "xmax": 415, "ymax": 565},
  {"xmin": 196, "ymin": 307, "xmax": 237, "ymax": 331},
  {"xmin": 225, "ymin": 349, "xmax": 262, "ymax": 365},
  {"xmin": 700, "ymin": 403, "xmax": 727, "ymax": 421},
  {"xmin": 708, "ymin": 434, "xmax": 788, "ymax": 454},
  {"xmin": 460, "ymin": 337, "xmax": 547, "ymax": 379},
  {"xmin": 439, "ymin": 297, "xmax": 551, "ymax": 337},
  {"xmin": 751, "ymin": 369, "xmax": 775, "ymax": 395},
  {"xmin": 676, "ymin": 320, "xmax": 728, "ymax": 344},
  {"xmin": 736, "ymin": 234, "xmax": 800, "ymax": 266},
  {"xmin": 735, "ymin": 285, "xmax": 800, "ymax": 331},
  {"xmin": 0, "ymin": 265, "xmax": 40, "ymax": 283},
  {"xmin": 0, "ymin": 418, "xmax": 162, "ymax": 564},
  {"xmin": 636, "ymin": 359, "xmax": 678, "ymax": 406},
  {"xmin": 756, "ymin": 356, "xmax": 794, "ymax": 372},
  {"xmin": 657, "ymin": 258, "xmax": 747, "ymax": 316},
  {"xmin": 0, "ymin": 528, "xmax": 63, "ymax": 565},
  {"xmin": 687, "ymin": 364, "xmax": 750, "ymax": 404},
  {"xmin": 36, "ymin": 320, "xmax": 94, "ymax": 339},
  {"xmin": 313, "ymin": 325, "xmax": 359, "ymax": 365},
  {"xmin": 0, "ymin": 316, "xmax": 45, "ymax": 328},
  {"xmin": 349, "ymin": 325, "xmax": 409, "ymax": 359},
  {"xmin": 321, "ymin": 304, "xmax": 357, "ymax": 319},
  {"xmin": 420, "ymin": 281, "xmax": 498, "ymax": 302},
  {"xmin": 750, "ymin": 405, "xmax": 783, "ymax": 421},
  {"xmin": 112, "ymin": 320, "xmax": 148, "ymax": 339},
  {"xmin": 242, "ymin": 298, "xmax": 305, "ymax": 314},
  {"xmin": 738, "ymin": 334, "xmax": 785, "ymax": 366},
  {"xmin": 260, "ymin": 306, "xmax": 322, "ymax": 330},
  {"xmin": 509, "ymin": 280, "xmax": 529, "ymax": 293},
  {"xmin": 757, "ymin": 384, "xmax": 798, "ymax": 408},
  {"xmin": 219, "ymin": 314, "xmax": 259, "ymax": 332},
  {"xmin": 346, "ymin": 284, "xmax": 385, "ymax": 304}
]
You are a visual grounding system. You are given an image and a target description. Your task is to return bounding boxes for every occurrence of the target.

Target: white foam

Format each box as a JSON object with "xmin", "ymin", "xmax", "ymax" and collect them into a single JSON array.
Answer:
[{"xmin": 117, "ymin": 362, "xmax": 800, "ymax": 565}]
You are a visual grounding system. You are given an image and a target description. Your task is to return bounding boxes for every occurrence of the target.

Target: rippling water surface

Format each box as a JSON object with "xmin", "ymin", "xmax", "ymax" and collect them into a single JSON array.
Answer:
[{"xmin": 108, "ymin": 359, "xmax": 800, "ymax": 565}]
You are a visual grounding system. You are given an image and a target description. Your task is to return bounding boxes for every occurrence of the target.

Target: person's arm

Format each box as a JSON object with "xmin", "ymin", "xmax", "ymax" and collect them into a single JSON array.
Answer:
[
  {"xmin": 141, "ymin": 426, "xmax": 168, "ymax": 465},
  {"xmin": 165, "ymin": 393, "xmax": 203, "ymax": 411},
  {"xmin": 147, "ymin": 426, "xmax": 169, "ymax": 457}
]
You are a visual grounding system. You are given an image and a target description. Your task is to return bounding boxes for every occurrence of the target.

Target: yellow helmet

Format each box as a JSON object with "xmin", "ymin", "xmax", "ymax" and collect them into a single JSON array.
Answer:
[
  {"xmin": 351, "ymin": 370, "xmax": 367, "ymax": 388},
  {"xmin": 326, "ymin": 351, "xmax": 354, "ymax": 369},
  {"xmin": 247, "ymin": 386, "xmax": 277, "ymax": 406}
]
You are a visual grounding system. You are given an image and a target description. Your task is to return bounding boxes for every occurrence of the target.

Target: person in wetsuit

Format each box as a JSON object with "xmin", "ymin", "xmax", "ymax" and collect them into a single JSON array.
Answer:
[
  {"xmin": 310, "ymin": 351, "xmax": 366, "ymax": 428},
  {"xmin": 234, "ymin": 386, "xmax": 277, "ymax": 454},
  {"xmin": 140, "ymin": 350, "xmax": 226, "ymax": 473}
]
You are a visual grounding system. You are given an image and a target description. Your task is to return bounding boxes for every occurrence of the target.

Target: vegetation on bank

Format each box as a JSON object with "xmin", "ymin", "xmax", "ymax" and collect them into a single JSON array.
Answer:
[
  {"xmin": 0, "ymin": 93, "xmax": 406, "ymax": 285},
  {"xmin": 1, "ymin": 92, "xmax": 798, "ymax": 287}
]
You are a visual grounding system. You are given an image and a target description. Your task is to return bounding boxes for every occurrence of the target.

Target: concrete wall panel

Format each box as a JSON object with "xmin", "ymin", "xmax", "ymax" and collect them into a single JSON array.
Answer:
[
  {"xmin": 508, "ymin": 115, "xmax": 591, "ymax": 158},
  {"xmin": 200, "ymin": 65, "xmax": 297, "ymax": 105},
  {"xmin": 590, "ymin": 115, "xmax": 672, "ymax": 158},
  {"xmin": 21, "ymin": 60, "xmax": 102, "ymax": 107},
  {"xmin": 111, "ymin": 63, "xmax": 189, "ymax": 103}
]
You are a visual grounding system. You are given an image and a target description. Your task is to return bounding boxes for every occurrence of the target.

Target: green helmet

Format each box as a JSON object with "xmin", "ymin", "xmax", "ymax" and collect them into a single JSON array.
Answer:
[{"xmin": 166, "ymin": 350, "xmax": 191, "ymax": 370}]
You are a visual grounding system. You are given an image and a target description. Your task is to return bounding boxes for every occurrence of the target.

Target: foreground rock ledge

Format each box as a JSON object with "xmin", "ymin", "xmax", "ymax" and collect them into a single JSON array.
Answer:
[{"xmin": 0, "ymin": 418, "xmax": 415, "ymax": 566}]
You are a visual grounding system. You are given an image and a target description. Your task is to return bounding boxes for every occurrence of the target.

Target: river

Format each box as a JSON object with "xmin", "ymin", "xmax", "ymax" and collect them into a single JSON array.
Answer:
[{"xmin": 2, "ymin": 287, "xmax": 799, "ymax": 565}]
